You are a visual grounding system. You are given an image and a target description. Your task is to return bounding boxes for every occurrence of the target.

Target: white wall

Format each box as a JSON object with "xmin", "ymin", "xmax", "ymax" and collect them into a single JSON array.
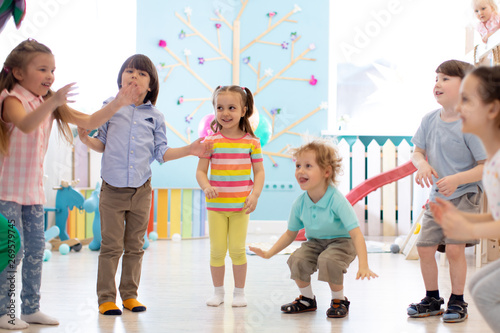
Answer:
[{"xmin": 328, "ymin": 0, "xmax": 474, "ymax": 135}]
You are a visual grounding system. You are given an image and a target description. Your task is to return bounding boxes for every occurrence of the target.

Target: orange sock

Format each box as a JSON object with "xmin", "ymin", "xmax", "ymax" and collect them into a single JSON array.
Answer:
[
  {"xmin": 99, "ymin": 302, "xmax": 122, "ymax": 315},
  {"xmin": 123, "ymin": 299, "xmax": 147, "ymax": 312}
]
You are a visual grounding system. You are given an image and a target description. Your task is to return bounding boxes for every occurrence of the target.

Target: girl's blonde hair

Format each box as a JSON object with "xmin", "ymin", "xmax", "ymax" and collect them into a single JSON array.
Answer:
[
  {"xmin": 0, "ymin": 39, "xmax": 72, "ymax": 155},
  {"xmin": 289, "ymin": 140, "xmax": 343, "ymax": 186},
  {"xmin": 211, "ymin": 85, "xmax": 256, "ymax": 137},
  {"xmin": 472, "ymin": 0, "xmax": 498, "ymax": 13}
]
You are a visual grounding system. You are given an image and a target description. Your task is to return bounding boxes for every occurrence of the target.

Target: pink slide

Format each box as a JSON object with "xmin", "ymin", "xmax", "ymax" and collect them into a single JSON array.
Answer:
[{"xmin": 295, "ymin": 161, "xmax": 417, "ymax": 241}]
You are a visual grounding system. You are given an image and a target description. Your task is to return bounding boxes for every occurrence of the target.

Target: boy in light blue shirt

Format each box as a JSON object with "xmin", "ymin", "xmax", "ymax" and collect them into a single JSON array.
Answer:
[
  {"xmin": 250, "ymin": 141, "xmax": 377, "ymax": 318},
  {"xmin": 407, "ymin": 60, "xmax": 486, "ymax": 323},
  {"xmin": 79, "ymin": 54, "xmax": 208, "ymax": 316}
]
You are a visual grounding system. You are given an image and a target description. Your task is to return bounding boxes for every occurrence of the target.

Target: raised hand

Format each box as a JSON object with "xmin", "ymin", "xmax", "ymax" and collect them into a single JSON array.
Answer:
[
  {"xmin": 52, "ymin": 82, "xmax": 78, "ymax": 107},
  {"xmin": 115, "ymin": 82, "xmax": 141, "ymax": 106}
]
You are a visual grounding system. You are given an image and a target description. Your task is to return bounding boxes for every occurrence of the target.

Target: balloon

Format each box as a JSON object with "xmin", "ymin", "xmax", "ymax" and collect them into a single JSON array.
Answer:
[
  {"xmin": 198, "ymin": 114, "xmax": 215, "ymax": 138},
  {"xmin": 254, "ymin": 116, "xmax": 272, "ymax": 147},
  {"xmin": 249, "ymin": 106, "xmax": 260, "ymax": 131}
]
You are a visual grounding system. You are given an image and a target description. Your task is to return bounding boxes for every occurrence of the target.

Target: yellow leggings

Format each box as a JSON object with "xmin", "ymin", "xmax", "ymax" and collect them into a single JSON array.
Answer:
[{"xmin": 208, "ymin": 210, "xmax": 249, "ymax": 267}]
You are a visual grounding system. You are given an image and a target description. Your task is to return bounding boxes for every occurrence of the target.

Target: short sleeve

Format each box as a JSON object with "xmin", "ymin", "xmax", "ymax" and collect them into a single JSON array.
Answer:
[
  {"xmin": 153, "ymin": 112, "xmax": 169, "ymax": 164},
  {"xmin": 250, "ymin": 137, "xmax": 263, "ymax": 162},
  {"xmin": 465, "ymin": 133, "xmax": 487, "ymax": 162},
  {"xmin": 332, "ymin": 193, "xmax": 360, "ymax": 232}
]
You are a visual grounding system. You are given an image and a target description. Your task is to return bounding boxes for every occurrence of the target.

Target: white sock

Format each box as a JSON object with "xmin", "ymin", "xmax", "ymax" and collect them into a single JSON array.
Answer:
[
  {"xmin": 206, "ymin": 286, "xmax": 225, "ymax": 306},
  {"xmin": 331, "ymin": 289, "xmax": 345, "ymax": 300},
  {"xmin": 21, "ymin": 311, "xmax": 59, "ymax": 325},
  {"xmin": 232, "ymin": 288, "xmax": 247, "ymax": 307},
  {"xmin": 299, "ymin": 285, "xmax": 314, "ymax": 300},
  {"xmin": 0, "ymin": 314, "xmax": 29, "ymax": 330}
]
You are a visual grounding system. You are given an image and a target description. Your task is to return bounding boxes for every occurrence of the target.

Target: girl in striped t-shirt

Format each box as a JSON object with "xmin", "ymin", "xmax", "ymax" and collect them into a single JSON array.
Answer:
[{"xmin": 196, "ymin": 85, "xmax": 265, "ymax": 307}]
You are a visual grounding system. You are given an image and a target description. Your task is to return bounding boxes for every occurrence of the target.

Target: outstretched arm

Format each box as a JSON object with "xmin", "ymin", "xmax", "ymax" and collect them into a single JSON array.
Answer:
[
  {"xmin": 431, "ymin": 197, "xmax": 498, "ymax": 240},
  {"xmin": 65, "ymin": 82, "xmax": 142, "ymax": 129},
  {"xmin": 3, "ymin": 83, "xmax": 76, "ymax": 133},
  {"xmin": 78, "ymin": 127, "xmax": 105, "ymax": 153},
  {"xmin": 248, "ymin": 229, "xmax": 298, "ymax": 259},
  {"xmin": 163, "ymin": 138, "xmax": 210, "ymax": 162},
  {"xmin": 349, "ymin": 227, "xmax": 378, "ymax": 280}
]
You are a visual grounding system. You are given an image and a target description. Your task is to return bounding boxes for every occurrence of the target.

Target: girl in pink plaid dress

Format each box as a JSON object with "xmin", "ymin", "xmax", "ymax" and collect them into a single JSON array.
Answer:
[{"xmin": 0, "ymin": 39, "xmax": 140, "ymax": 330}]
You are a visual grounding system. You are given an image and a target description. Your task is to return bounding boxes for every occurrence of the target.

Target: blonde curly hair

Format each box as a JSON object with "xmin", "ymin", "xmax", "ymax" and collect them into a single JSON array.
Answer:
[{"xmin": 289, "ymin": 140, "xmax": 343, "ymax": 186}]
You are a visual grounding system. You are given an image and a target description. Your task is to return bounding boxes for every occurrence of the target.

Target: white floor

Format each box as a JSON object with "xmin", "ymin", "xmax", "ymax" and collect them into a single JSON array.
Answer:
[{"xmin": 1, "ymin": 234, "xmax": 495, "ymax": 333}]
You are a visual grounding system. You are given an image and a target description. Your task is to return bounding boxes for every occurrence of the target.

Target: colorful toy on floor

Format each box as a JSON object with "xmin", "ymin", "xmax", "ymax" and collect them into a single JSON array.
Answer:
[
  {"xmin": 0, "ymin": 212, "xmax": 21, "ymax": 272},
  {"xmin": 84, "ymin": 182, "xmax": 102, "ymax": 251},
  {"xmin": 83, "ymin": 182, "xmax": 150, "ymax": 250},
  {"xmin": 55, "ymin": 180, "xmax": 85, "ymax": 241},
  {"xmin": 44, "ymin": 225, "xmax": 60, "ymax": 241},
  {"xmin": 59, "ymin": 243, "xmax": 70, "ymax": 255},
  {"xmin": 149, "ymin": 231, "xmax": 158, "ymax": 241},
  {"xmin": 43, "ymin": 249, "xmax": 52, "ymax": 261}
]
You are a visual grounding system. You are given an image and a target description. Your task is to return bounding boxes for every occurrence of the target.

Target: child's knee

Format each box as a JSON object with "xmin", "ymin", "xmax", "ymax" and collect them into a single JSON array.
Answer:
[
  {"xmin": 229, "ymin": 248, "xmax": 246, "ymax": 265},
  {"xmin": 210, "ymin": 249, "xmax": 227, "ymax": 266},
  {"xmin": 445, "ymin": 244, "xmax": 465, "ymax": 260},
  {"xmin": 287, "ymin": 254, "xmax": 314, "ymax": 275},
  {"xmin": 317, "ymin": 256, "xmax": 345, "ymax": 275}
]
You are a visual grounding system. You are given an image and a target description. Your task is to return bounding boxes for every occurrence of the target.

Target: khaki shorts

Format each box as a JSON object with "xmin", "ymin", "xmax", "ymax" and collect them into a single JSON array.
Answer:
[
  {"xmin": 417, "ymin": 191, "xmax": 483, "ymax": 249},
  {"xmin": 287, "ymin": 238, "xmax": 356, "ymax": 285}
]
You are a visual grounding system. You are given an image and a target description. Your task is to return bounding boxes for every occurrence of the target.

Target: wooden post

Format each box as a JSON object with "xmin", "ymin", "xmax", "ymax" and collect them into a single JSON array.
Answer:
[{"xmin": 233, "ymin": 20, "xmax": 240, "ymax": 85}]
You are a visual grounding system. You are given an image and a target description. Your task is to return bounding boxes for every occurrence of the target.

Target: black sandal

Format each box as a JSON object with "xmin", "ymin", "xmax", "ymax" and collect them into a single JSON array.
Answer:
[
  {"xmin": 443, "ymin": 300, "xmax": 468, "ymax": 323},
  {"xmin": 281, "ymin": 295, "xmax": 317, "ymax": 313},
  {"xmin": 326, "ymin": 297, "xmax": 350, "ymax": 318}
]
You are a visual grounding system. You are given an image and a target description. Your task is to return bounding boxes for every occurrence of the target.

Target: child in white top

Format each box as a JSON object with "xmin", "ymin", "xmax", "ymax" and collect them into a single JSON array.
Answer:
[{"xmin": 431, "ymin": 66, "xmax": 500, "ymax": 333}]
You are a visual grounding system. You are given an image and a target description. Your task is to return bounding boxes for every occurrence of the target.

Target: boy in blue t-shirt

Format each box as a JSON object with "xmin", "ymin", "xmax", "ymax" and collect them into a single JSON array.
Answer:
[
  {"xmin": 407, "ymin": 60, "xmax": 486, "ymax": 323},
  {"xmin": 249, "ymin": 141, "xmax": 377, "ymax": 318}
]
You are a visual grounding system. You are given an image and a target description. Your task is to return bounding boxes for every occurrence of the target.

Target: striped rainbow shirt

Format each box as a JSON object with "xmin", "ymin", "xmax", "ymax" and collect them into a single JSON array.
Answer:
[{"xmin": 203, "ymin": 132, "xmax": 263, "ymax": 211}]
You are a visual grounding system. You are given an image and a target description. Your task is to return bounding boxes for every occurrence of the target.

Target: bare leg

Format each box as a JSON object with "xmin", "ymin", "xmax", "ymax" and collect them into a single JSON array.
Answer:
[
  {"xmin": 211, "ymin": 265, "xmax": 225, "ymax": 287},
  {"xmin": 417, "ymin": 245, "xmax": 439, "ymax": 291},
  {"xmin": 206, "ymin": 265, "xmax": 225, "ymax": 306},
  {"xmin": 232, "ymin": 263, "xmax": 247, "ymax": 289},
  {"xmin": 446, "ymin": 244, "xmax": 467, "ymax": 295},
  {"xmin": 232, "ymin": 264, "xmax": 248, "ymax": 307}
]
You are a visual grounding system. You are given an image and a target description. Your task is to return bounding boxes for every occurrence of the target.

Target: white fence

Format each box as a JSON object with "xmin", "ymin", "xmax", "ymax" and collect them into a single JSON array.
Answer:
[{"xmin": 335, "ymin": 136, "xmax": 429, "ymax": 237}]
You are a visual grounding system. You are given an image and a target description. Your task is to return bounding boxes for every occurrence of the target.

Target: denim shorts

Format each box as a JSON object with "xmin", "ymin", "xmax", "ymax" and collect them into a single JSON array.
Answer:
[{"xmin": 417, "ymin": 191, "xmax": 483, "ymax": 248}]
